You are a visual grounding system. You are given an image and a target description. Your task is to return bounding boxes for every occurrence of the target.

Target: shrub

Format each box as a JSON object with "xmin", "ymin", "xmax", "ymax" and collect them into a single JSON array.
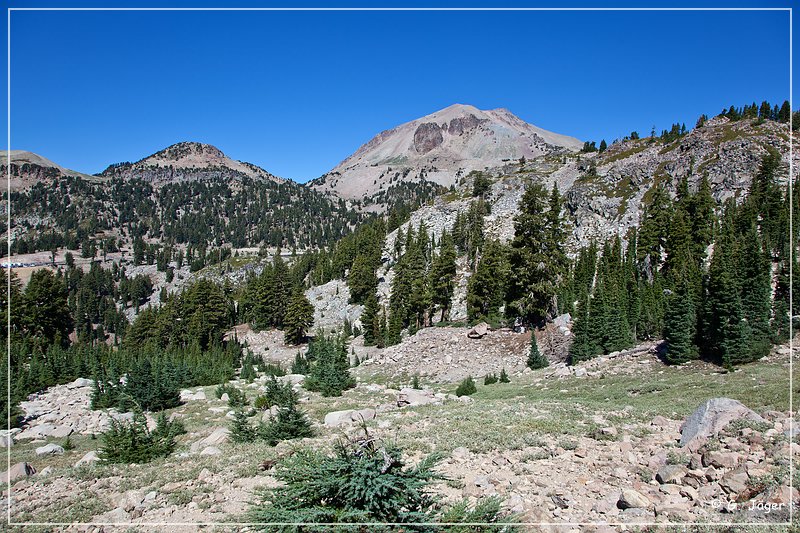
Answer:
[
  {"xmin": 527, "ymin": 337, "xmax": 549, "ymax": 370},
  {"xmin": 412, "ymin": 374, "xmax": 420, "ymax": 389},
  {"xmin": 248, "ymin": 428, "xmax": 514, "ymax": 530},
  {"xmin": 257, "ymin": 404, "xmax": 314, "ymax": 446},
  {"xmin": 99, "ymin": 411, "xmax": 185, "ymax": 464},
  {"xmin": 255, "ymin": 376, "xmax": 298, "ymax": 410},
  {"xmin": 499, "ymin": 368, "xmax": 510, "ymax": 383},
  {"xmin": 484, "ymin": 374, "xmax": 498, "ymax": 385},
  {"xmin": 303, "ymin": 334, "xmax": 355, "ymax": 397},
  {"xmin": 258, "ymin": 362, "xmax": 286, "ymax": 377},
  {"xmin": 290, "ymin": 352, "xmax": 310, "ymax": 375},
  {"xmin": 456, "ymin": 376, "xmax": 477, "ymax": 397},
  {"xmin": 230, "ymin": 408, "xmax": 257, "ymax": 443},
  {"xmin": 217, "ymin": 383, "xmax": 248, "ymax": 407}
]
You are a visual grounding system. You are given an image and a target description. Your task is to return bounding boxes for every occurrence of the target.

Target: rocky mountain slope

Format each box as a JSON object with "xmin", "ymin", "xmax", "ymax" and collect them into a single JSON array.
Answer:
[
  {"xmin": 5, "ymin": 142, "xmax": 365, "ymax": 255},
  {"xmin": 309, "ymin": 104, "xmax": 582, "ymax": 208},
  {"xmin": 0, "ymin": 150, "xmax": 106, "ymax": 192},
  {"xmin": 99, "ymin": 141, "xmax": 284, "ymax": 185}
]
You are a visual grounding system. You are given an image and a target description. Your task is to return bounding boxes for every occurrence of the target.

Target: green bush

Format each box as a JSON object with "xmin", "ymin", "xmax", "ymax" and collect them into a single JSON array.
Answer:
[
  {"xmin": 230, "ymin": 408, "xmax": 257, "ymax": 443},
  {"xmin": 484, "ymin": 374, "xmax": 498, "ymax": 385},
  {"xmin": 99, "ymin": 411, "xmax": 185, "ymax": 464},
  {"xmin": 499, "ymin": 368, "xmax": 510, "ymax": 383},
  {"xmin": 303, "ymin": 334, "xmax": 355, "ymax": 397},
  {"xmin": 255, "ymin": 376, "xmax": 298, "ymax": 410},
  {"xmin": 456, "ymin": 376, "xmax": 477, "ymax": 397},
  {"xmin": 248, "ymin": 429, "xmax": 514, "ymax": 530},
  {"xmin": 258, "ymin": 362, "xmax": 286, "ymax": 377},
  {"xmin": 257, "ymin": 404, "xmax": 314, "ymax": 446},
  {"xmin": 412, "ymin": 374, "xmax": 420, "ymax": 389},
  {"xmin": 290, "ymin": 352, "xmax": 310, "ymax": 375}
]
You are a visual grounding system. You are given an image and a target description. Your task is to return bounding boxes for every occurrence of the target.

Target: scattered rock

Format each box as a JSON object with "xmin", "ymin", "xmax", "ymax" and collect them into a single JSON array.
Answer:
[
  {"xmin": 719, "ymin": 468, "xmax": 749, "ymax": 496},
  {"xmin": 396, "ymin": 388, "xmax": 438, "ymax": 407},
  {"xmin": 200, "ymin": 446, "xmax": 222, "ymax": 456},
  {"xmin": 190, "ymin": 427, "xmax": 230, "ymax": 454}
]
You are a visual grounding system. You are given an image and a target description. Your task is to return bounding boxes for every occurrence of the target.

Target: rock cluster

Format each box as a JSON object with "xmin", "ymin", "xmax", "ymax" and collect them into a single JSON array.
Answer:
[{"xmin": 16, "ymin": 378, "xmax": 132, "ymax": 440}]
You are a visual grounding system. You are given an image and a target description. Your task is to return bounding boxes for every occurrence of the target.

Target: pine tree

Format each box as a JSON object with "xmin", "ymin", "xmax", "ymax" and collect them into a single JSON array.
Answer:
[
  {"xmin": 703, "ymin": 235, "xmax": 752, "ymax": 368},
  {"xmin": 526, "ymin": 335, "xmax": 549, "ymax": 369},
  {"xmin": 304, "ymin": 335, "xmax": 355, "ymax": 396},
  {"xmin": 348, "ymin": 254, "xmax": 378, "ymax": 305},
  {"xmin": 568, "ymin": 292, "xmax": 596, "ymax": 364},
  {"xmin": 257, "ymin": 403, "xmax": 314, "ymax": 446},
  {"xmin": 598, "ymin": 139, "xmax": 608, "ymax": 153},
  {"xmin": 361, "ymin": 293, "xmax": 380, "ymax": 346},
  {"xmin": 663, "ymin": 281, "xmax": 698, "ymax": 364},
  {"xmin": 507, "ymin": 183, "xmax": 567, "ymax": 325},
  {"xmin": 467, "ymin": 240, "xmax": 509, "ymax": 322},
  {"xmin": 429, "ymin": 233, "xmax": 457, "ymax": 322},
  {"xmin": 737, "ymin": 225, "xmax": 772, "ymax": 359},
  {"xmin": 230, "ymin": 408, "xmax": 257, "ymax": 443},
  {"xmin": 283, "ymin": 290, "xmax": 314, "ymax": 345}
]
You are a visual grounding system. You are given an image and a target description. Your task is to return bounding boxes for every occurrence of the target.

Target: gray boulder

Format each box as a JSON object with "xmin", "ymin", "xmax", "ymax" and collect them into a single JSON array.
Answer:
[
  {"xmin": 75, "ymin": 451, "xmax": 100, "ymax": 468},
  {"xmin": 324, "ymin": 408, "xmax": 376, "ymax": 427},
  {"xmin": 2, "ymin": 462, "xmax": 35, "ymax": 483},
  {"xmin": 35, "ymin": 443, "xmax": 65, "ymax": 456},
  {"xmin": 467, "ymin": 322, "xmax": 489, "ymax": 339},
  {"xmin": 190, "ymin": 427, "xmax": 230, "ymax": 454},
  {"xmin": 397, "ymin": 388, "xmax": 438, "ymax": 407},
  {"xmin": 680, "ymin": 398, "xmax": 766, "ymax": 452}
]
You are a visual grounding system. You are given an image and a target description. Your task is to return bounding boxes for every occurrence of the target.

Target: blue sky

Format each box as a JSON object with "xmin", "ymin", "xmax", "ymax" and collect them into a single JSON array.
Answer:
[{"xmin": 3, "ymin": 1, "xmax": 795, "ymax": 182}]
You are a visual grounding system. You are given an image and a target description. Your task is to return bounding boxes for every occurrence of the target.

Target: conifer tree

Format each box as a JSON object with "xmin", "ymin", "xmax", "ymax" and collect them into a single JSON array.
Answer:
[
  {"xmin": 527, "ymin": 335, "xmax": 549, "ymax": 369},
  {"xmin": 507, "ymin": 183, "xmax": 566, "ymax": 325},
  {"xmin": 466, "ymin": 240, "xmax": 509, "ymax": 322},
  {"xmin": 429, "ymin": 233, "xmax": 457, "ymax": 322},
  {"xmin": 348, "ymin": 254, "xmax": 378, "ymax": 305},
  {"xmin": 230, "ymin": 407, "xmax": 257, "ymax": 443},
  {"xmin": 304, "ymin": 335, "xmax": 355, "ymax": 396},
  {"xmin": 663, "ymin": 281, "xmax": 698, "ymax": 364},
  {"xmin": 703, "ymin": 235, "xmax": 752, "ymax": 368},
  {"xmin": 283, "ymin": 290, "xmax": 315, "ymax": 345},
  {"xmin": 361, "ymin": 293, "xmax": 380, "ymax": 346},
  {"xmin": 568, "ymin": 292, "xmax": 596, "ymax": 364}
]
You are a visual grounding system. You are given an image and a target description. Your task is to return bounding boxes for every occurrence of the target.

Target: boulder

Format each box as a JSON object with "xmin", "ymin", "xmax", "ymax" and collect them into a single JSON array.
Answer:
[
  {"xmin": 190, "ymin": 427, "xmax": 230, "ymax": 454},
  {"xmin": 656, "ymin": 465, "xmax": 686, "ymax": 484},
  {"xmin": 278, "ymin": 374, "xmax": 306, "ymax": 386},
  {"xmin": 719, "ymin": 468, "xmax": 749, "ymax": 497},
  {"xmin": 0, "ymin": 429, "xmax": 16, "ymax": 448},
  {"xmin": 397, "ymin": 388, "xmax": 437, "ymax": 407},
  {"xmin": 467, "ymin": 322, "xmax": 489, "ymax": 339},
  {"xmin": 553, "ymin": 313, "xmax": 571, "ymax": 328},
  {"xmin": 680, "ymin": 398, "xmax": 766, "ymax": 452},
  {"xmin": 200, "ymin": 446, "xmax": 222, "ymax": 456},
  {"xmin": 617, "ymin": 489, "xmax": 652, "ymax": 509},
  {"xmin": 2, "ymin": 462, "xmax": 35, "ymax": 483},
  {"xmin": 324, "ymin": 408, "xmax": 377, "ymax": 427},
  {"xmin": 702, "ymin": 450, "xmax": 741, "ymax": 469},
  {"xmin": 35, "ymin": 443, "xmax": 64, "ymax": 456},
  {"xmin": 75, "ymin": 451, "xmax": 100, "ymax": 468},
  {"xmin": 68, "ymin": 378, "xmax": 94, "ymax": 388}
]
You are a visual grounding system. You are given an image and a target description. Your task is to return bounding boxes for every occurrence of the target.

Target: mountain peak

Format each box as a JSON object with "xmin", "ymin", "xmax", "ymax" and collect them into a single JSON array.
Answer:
[
  {"xmin": 142, "ymin": 142, "xmax": 227, "ymax": 165},
  {"xmin": 100, "ymin": 142, "xmax": 284, "ymax": 184},
  {"xmin": 311, "ymin": 104, "xmax": 582, "ymax": 202}
]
